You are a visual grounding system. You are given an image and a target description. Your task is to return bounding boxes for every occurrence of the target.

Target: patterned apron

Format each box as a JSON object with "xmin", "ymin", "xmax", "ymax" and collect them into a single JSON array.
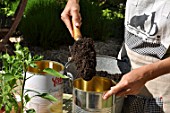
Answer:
[{"xmin": 122, "ymin": 44, "xmax": 170, "ymax": 113}]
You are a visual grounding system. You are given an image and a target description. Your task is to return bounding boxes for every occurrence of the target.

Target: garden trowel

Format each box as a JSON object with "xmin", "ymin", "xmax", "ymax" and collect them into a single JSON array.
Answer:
[{"xmin": 69, "ymin": 22, "xmax": 96, "ymax": 81}]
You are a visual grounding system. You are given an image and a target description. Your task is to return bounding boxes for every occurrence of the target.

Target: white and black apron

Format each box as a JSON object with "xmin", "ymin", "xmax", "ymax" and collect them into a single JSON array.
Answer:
[{"xmin": 121, "ymin": 0, "xmax": 170, "ymax": 112}]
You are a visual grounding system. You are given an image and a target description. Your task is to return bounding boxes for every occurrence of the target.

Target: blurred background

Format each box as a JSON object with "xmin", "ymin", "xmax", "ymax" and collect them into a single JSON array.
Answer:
[
  {"xmin": 0, "ymin": 0, "xmax": 125, "ymax": 50},
  {"xmin": 0, "ymin": 0, "xmax": 127, "ymax": 96}
]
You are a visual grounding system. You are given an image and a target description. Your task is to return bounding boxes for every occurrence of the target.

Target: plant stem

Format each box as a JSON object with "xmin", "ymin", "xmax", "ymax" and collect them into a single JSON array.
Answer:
[{"xmin": 21, "ymin": 65, "xmax": 27, "ymax": 113}]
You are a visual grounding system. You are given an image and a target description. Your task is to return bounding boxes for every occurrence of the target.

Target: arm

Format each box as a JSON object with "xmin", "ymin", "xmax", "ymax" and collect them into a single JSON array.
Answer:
[
  {"xmin": 61, "ymin": 0, "xmax": 81, "ymax": 37},
  {"xmin": 103, "ymin": 57, "xmax": 170, "ymax": 99}
]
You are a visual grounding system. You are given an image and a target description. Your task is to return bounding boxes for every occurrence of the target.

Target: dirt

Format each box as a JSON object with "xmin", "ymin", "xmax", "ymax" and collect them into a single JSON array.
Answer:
[
  {"xmin": 96, "ymin": 71, "xmax": 122, "ymax": 83},
  {"xmin": 70, "ymin": 38, "xmax": 96, "ymax": 81}
]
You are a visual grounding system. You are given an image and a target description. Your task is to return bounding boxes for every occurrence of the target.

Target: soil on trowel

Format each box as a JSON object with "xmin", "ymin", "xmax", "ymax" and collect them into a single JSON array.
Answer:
[
  {"xmin": 96, "ymin": 71, "xmax": 123, "ymax": 83},
  {"xmin": 70, "ymin": 38, "xmax": 96, "ymax": 81}
]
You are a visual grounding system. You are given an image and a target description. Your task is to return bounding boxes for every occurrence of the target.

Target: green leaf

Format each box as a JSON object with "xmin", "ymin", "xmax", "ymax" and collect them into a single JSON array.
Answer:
[
  {"xmin": 14, "ymin": 50, "xmax": 23, "ymax": 56},
  {"xmin": 33, "ymin": 55, "xmax": 43, "ymax": 61},
  {"xmin": 2, "ymin": 53, "xmax": 10, "ymax": 60},
  {"xmin": 0, "ymin": 42, "xmax": 46, "ymax": 112},
  {"xmin": 8, "ymin": 98, "xmax": 18, "ymax": 112},
  {"xmin": 3, "ymin": 85, "xmax": 11, "ymax": 94},
  {"xmin": 26, "ymin": 109, "xmax": 36, "ymax": 113},
  {"xmin": 43, "ymin": 68, "xmax": 69, "ymax": 79},
  {"xmin": 15, "ymin": 43, "xmax": 21, "ymax": 50},
  {"xmin": 5, "ymin": 102, "xmax": 12, "ymax": 113},
  {"xmin": 29, "ymin": 63, "xmax": 37, "ymax": 68},
  {"xmin": 36, "ymin": 93, "xmax": 57, "ymax": 102},
  {"xmin": 3, "ymin": 73, "xmax": 17, "ymax": 82},
  {"xmin": 24, "ymin": 94, "xmax": 31, "ymax": 103}
]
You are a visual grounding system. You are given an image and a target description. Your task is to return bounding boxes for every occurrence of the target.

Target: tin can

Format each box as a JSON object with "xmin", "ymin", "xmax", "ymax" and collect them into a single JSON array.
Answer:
[
  {"xmin": 73, "ymin": 76, "xmax": 115, "ymax": 113},
  {"xmin": 25, "ymin": 60, "xmax": 64, "ymax": 113},
  {"xmin": 65, "ymin": 55, "xmax": 125, "ymax": 113}
]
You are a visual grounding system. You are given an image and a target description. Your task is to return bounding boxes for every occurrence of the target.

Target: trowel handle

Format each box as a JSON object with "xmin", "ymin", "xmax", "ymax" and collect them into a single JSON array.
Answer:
[{"xmin": 72, "ymin": 21, "xmax": 82, "ymax": 41}]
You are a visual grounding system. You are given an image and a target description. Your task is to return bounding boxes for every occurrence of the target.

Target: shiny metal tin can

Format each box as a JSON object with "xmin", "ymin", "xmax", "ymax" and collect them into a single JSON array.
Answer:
[{"xmin": 73, "ymin": 76, "xmax": 115, "ymax": 113}]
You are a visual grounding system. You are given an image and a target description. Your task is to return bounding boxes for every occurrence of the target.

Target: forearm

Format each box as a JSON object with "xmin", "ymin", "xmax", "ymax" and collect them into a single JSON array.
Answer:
[{"xmin": 143, "ymin": 57, "xmax": 170, "ymax": 81}]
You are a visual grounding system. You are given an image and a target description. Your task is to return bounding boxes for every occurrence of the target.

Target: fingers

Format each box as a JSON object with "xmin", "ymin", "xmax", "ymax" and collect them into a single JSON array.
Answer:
[
  {"xmin": 61, "ymin": 2, "xmax": 81, "ymax": 37},
  {"xmin": 103, "ymin": 84, "xmax": 124, "ymax": 100},
  {"xmin": 103, "ymin": 86, "xmax": 140, "ymax": 100},
  {"xmin": 103, "ymin": 80, "xmax": 134, "ymax": 99},
  {"xmin": 71, "ymin": 9, "xmax": 82, "ymax": 28},
  {"xmin": 103, "ymin": 87, "xmax": 130, "ymax": 100},
  {"xmin": 116, "ymin": 88, "xmax": 131, "ymax": 96},
  {"xmin": 61, "ymin": 11, "xmax": 74, "ymax": 37},
  {"xmin": 103, "ymin": 89, "xmax": 114, "ymax": 100}
]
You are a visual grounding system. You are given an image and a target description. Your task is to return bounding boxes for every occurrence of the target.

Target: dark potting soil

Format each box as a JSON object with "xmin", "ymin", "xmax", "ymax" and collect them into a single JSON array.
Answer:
[
  {"xmin": 70, "ymin": 38, "xmax": 96, "ymax": 81},
  {"xmin": 96, "ymin": 71, "xmax": 123, "ymax": 83}
]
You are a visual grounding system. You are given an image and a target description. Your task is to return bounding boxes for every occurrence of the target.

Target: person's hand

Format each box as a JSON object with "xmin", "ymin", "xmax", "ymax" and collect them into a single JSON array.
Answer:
[
  {"xmin": 61, "ymin": 0, "xmax": 82, "ymax": 37},
  {"xmin": 103, "ymin": 56, "xmax": 170, "ymax": 100},
  {"xmin": 103, "ymin": 67, "xmax": 148, "ymax": 100}
]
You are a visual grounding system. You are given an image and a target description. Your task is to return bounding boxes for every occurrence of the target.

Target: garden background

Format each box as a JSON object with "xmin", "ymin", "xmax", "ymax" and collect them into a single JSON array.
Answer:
[{"xmin": 0, "ymin": 0, "xmax": 125, "ymax": 63}]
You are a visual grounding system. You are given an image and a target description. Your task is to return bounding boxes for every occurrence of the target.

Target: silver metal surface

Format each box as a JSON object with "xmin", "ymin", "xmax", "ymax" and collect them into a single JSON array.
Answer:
[
  {"xmin": 73, "ymin": 76, "xmax": 115, "ymax": 113},
  {"xmin": 73, "ymin": 104, "xmax": 112, "ymax": 113}
]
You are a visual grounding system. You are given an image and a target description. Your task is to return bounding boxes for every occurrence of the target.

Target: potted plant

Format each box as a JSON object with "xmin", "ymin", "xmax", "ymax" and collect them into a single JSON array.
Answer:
[{"xmin": 0, "ymin": 42, "xmax": 68, "ymax": 113}]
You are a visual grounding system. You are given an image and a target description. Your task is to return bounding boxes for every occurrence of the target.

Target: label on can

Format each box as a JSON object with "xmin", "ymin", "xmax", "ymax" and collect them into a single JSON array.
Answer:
[{"xmin": 25, "ymin": 72, "xmax": 63, "ymax": 113}]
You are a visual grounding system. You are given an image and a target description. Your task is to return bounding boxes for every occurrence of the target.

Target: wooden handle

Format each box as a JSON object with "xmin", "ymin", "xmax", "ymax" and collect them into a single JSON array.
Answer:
[{"xmin": 72, "ymin": 21, "xmax": 82, "ymax": 41}]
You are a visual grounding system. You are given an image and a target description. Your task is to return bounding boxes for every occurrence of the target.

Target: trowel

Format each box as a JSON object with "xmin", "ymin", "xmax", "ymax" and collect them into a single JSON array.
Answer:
[{"xmin": 69, "ymin": 22, "xmax": 96, "ymax": 81}]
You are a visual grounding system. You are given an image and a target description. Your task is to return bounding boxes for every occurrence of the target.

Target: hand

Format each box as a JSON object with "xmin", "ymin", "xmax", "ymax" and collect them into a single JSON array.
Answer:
[
  {"xmin": 103, "ymin": 56, "xmax": 170, "ymax": 100},
  {"xmin": 61, "ymin": 0, "xmax": 82, "ymax": 37},
  {"xmin": 103, "ymin": 67, "xmax": 148, "ymax": 100}
]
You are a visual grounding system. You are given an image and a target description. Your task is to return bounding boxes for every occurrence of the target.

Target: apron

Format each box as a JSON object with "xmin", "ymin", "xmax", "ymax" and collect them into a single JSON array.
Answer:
[{"xmin": 122, "ymin": 44, "xmax": 170, "ymax": 113}]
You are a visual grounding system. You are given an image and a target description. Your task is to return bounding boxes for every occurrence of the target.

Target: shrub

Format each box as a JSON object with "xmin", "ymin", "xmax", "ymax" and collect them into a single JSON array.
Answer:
[
  {"xmin": 19, "ymin": 0, "xmax": 73, "ymax": 49},
  {"xmin": 0, "ymin": 0, "xmax": 19, "ymax": 16},
  {"xmin": 80, "ymin": 0, "xmax": 125, "ymax": 41},
  {"xmin": 0, "ymin": 0, "xmax": 19, "ymax": 29},
  {"xmin": 19, "ymin": 0, "xmax": 125, "ymax": 50}
]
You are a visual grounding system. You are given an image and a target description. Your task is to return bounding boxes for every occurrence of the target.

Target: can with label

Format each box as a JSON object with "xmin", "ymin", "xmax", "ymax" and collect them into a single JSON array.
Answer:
[{"xmin": 25, "ymin": 60, "xmax": 64, "ymax": 113}]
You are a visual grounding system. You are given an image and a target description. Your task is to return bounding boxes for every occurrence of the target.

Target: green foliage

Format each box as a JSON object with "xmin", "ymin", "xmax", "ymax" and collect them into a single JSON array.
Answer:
[
  {"xmin": 0, "ymin": 43, "xmax": 42, "ymax": 112},
  {"xmin": 100, "ymin": 0, "xmax": 125, "ymax": 40},
  {"xmin": 18, "ymin": 0, "xmax": 125, "ymax": 49},
  {"xmin": 80, "ymin": 0, "xmax": 103, "ymax": 40},
  {"xmin": 19, "ymin": 0, "xmax": 72, "ymax": 50},
  {"xmin": 80, "ymin": 0, "xmax": 125, "ymax": 41},
  {"xmin": 0, "ymin": 0, "xmax": 19, "ymax": 30},
  {"xmin": 0, "ymin": 43, "xmax": 67, "ymax": 112},
  {"xmin": 43, "ymin": 68, "xmax": 69, "ymax": 79},
  {"xmin": 34, "ymin": 93, "xmax": 58, "ymax": 102},
  {"xmin": 0, "ymin": 0, "xmax": 19, "ymax": 16}
]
